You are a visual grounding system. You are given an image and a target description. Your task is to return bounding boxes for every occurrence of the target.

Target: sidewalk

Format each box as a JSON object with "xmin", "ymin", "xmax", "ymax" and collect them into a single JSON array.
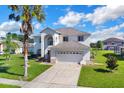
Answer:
[{"xmin": 0, "ymin": 78, "xmax": 28, "ymax": 87}]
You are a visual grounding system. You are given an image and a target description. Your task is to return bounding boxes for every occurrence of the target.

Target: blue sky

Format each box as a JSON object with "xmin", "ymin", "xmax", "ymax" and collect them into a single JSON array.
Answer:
[{"xmin": 0, "ymin": 5, "xmax": 124, "ymax": 42}]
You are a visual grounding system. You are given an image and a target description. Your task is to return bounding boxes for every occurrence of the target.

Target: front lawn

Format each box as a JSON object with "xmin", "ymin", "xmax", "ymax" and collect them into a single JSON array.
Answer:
[
  {"xmin": 0, "ymin": 83, "xmax": 20, "ymax": 88},
  {"xmin": 78, "ymin": 50, "xmax": 124, "ymax": 88},
  {"xmin": 0, "ymin": 54, "xmax": 52, "ymax": 81}
]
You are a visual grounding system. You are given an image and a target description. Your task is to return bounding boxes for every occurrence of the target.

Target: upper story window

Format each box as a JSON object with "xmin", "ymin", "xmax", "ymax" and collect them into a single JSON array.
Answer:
[
  {"xmin": 63, "ymin": 36, "xmax": 68, "ymax": 42},
  {"xmin": 78, "ymin": 36, "xmax": 84, "ymax": 41},
  {"xmin": 111, "ymin": 42, "xmax": 115, "ymax": 45},
  {"xmin": 122, "ymin": 42, "xmax": 124, "ymax": 45}
]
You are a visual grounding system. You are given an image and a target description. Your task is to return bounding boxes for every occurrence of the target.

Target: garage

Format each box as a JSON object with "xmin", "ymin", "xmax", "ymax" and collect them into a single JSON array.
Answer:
[
  {"xmin": 56, "ymin": 51, "xmax": 83, "ymax": 63},
  {"xmin": 51, "ymin": 41, "xmax": 89, "ymax": 63}
]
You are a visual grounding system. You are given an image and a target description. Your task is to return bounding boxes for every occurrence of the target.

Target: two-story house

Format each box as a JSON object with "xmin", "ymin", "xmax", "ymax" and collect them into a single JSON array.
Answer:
[
  {"xmin": 33, "ymin": 27, "xmax": 91, "ymax": 64},
  {"xmin": 103, "ymin": 37, "xmax": 124, "ymax": 54}
]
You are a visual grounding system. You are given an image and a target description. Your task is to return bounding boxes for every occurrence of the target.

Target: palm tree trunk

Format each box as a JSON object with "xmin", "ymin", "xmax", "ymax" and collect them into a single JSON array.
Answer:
[
  {"xmin": 24, "ymin": 51, "xmax": 28, "ymax": 78},
  {"xmin": 24, "ymin": 35, "xmax": 28, "ymax": 79}
]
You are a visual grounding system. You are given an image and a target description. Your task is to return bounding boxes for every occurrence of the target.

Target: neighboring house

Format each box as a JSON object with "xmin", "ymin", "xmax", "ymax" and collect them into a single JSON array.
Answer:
[
  {"xmin": 12, "ymin": 40, "xmax": 34, "ymax": 54},
  {"xmin": 0, "ymin": 40, "xmax": 34, "ymax": 54},
  {"xmin": 12, "ymin": 40, "xmax": 23, "ymax": 54},
  {"xmin": 0, "ymin": 39, "xmax": 4, "ymax": 53},
  {"xmin": 28, "ymin": 43, "xmax": 35, "ymax": 53},
  {"xmin": 0, "ymin": 43, "xmax": 3, "ymax": 52},
  {"xmin": 103, "ymin": 38, "xmax": 124, "ymax": 55},
  {"xmin": 33, "ymin": 27, "xmax": 91, "ymax": 64}
]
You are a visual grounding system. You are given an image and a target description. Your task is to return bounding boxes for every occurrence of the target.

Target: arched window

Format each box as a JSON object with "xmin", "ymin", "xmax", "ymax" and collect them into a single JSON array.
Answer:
[{"xmin": 47, "ymin": 36, "xmax": 53, "ymax": 45}]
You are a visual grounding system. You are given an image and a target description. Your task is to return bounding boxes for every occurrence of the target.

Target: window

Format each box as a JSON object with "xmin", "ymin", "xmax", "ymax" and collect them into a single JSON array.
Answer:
[
  {"xmin": 63, "ymin": 36, "xmax": 68, "ymax": 42},
  {"xmin": 112, "ymin": 42, "xmax": 115, "ymax": 45},
  {"xmin": 47, "ymin": 37, "xmax": 53, "ymax": 45},
  {"xmin": 122, "ymin": 42, "xmax": 124, "ymax": 45},
  {"xmin": 78, "ymin": 36, "xmax": 84, "ymax": 41}
]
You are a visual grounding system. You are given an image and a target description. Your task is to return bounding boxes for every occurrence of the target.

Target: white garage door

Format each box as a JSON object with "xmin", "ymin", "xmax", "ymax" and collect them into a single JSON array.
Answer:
[{"xmin": 56, "ymin": 51, "xmax": 83, "ymax": 63}]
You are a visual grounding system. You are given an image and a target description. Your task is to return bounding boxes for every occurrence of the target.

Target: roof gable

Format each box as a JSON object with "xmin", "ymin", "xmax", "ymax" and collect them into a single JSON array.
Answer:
[
  {"xmin": 104, "ymin": 38, "xmax": 124, "ymax": 42},
  {"xmin": 40, "ymin": 27, "xmax": 60, "ymax": 35}
]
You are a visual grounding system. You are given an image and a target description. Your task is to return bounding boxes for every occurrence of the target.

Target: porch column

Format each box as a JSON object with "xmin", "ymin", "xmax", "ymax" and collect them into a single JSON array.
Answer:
[{"xmin": 41, "ymin": 34, "xmax": 45, "ymax": 57}]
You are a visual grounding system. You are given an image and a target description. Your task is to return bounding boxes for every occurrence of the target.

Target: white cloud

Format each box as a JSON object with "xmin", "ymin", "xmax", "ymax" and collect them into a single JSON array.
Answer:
[
  {"xmin": 65, "ymin": 6, "xmax": 72, "ymax": 12},
  {"xmin": 78, "ymin": 24, "xmax": 86, "ymax": 28},
  {"xmin": 86, "ymin": 22, "xmax": 124, "ymax": 43},
  {"xmin": 54, "ymin": 11, "xmax": 84, "ymax": 27},
  {"xmin": 43, "ymin": 5, "xmax": 48, "ymax": 9},
  {"xmin": 0, "ymin": 21, "xmax": 20, "ymax": 37},
  {"xmin": 0, "ymin": 21, "xmax": 20, "ymax": 32},
  {"xmin": 85, "ymin": 5, "xmax": 124, "ymax": 25},
  {"xmin": 34, "ymin": 23, "xmax": 41, "ymax": 30}
]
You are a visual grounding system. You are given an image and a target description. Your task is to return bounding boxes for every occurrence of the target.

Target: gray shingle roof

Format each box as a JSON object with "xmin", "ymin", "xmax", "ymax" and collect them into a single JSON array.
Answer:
[
  {"xmin": 56, "ymin": 27, "xmax": 90, "ymax": 36},
  {"xmin": 51, "ymin": 41, "xmax": 89, "ymax": 51},
  {"xmin": 40, "ymin": 27, "xmax": 90, "ymax": 36},
  {"xmin": 104, "ymin": 38, "xmax": 124, "ymax": 42}
]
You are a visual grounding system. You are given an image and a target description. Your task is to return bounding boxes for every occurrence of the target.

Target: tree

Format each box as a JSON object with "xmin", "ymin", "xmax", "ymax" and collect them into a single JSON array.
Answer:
[
  {"xmin": 8, "ymin": 5, "xmax": 45, "ymax": 79},
  {"xmin": 2, "ymin": 33, "xmax": 19, "ymax": 60},
  {"xmin": 11, "ymin": 33, "xmax": 18, "ymax": 40},
  {"xmin": 106, "ymin": 56, "xmax": 118, "ymax": 72},
  {"xmin": 96, "ymin": 40, "xmax": 103, "ymax": 50},
  {"xmin": 90, "ymin": 43, "xmax": 97, "ymax": 48}
]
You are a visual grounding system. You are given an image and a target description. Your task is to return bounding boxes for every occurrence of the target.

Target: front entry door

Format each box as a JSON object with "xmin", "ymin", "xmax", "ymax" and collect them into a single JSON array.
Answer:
[{"xmin": 45, "ymin": 50, "xmax": 50, "ymax": 62}]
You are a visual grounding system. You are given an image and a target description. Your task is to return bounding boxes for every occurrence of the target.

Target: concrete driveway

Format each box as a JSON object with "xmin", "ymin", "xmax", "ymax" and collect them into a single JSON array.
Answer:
[{"xmin": 23, "ymin": 62, "xmax": 81, "ymax": 88}]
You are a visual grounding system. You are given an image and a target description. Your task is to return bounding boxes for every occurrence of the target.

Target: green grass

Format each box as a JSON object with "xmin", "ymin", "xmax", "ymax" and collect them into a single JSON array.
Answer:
[
  {"xmin": 0, "ymin": 83, "xmax": 20, "ymax": 88},
  {"xmin": 0, "ymin": 54, "xmax": 52, "ymax": 81},
  {"xmin": 93, "ymin": 49, "xmax": 114, "ymax": 63},
  {"xmin": 78, "ymin": 50, "xmax": 124, "ymax": 88}
]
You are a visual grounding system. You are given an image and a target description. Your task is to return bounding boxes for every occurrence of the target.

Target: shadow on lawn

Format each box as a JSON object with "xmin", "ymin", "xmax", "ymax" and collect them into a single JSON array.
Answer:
[
  {"xmin": 0, "ymin": 59, "xmax": 6, "ymax": 61},
  {"xmin": 0, "ymin": 63, "xmax": 4, "ymax": 65},
  {"xmin": 0, "ymin": 66, "xmax": 23, "ymax": 76},
  {"xmin": 19, "ymin": 56, "xmax": 34, "ymax": 60},
  {"xmin": 94, "ymin": 68, "xmax": 110, "ymax": 73}
]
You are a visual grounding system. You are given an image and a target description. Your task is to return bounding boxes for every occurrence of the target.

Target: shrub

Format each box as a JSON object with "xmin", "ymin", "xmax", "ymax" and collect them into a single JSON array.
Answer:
[
  {"xmin": 105, "ymin": 56, "xmax": 118, "ymax": 72},
  {"xmin": 91, "ymin": 51, "xmax": 96, "ymax": 59}
]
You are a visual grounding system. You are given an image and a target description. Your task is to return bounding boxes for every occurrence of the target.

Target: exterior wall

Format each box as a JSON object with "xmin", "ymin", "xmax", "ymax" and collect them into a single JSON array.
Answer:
[
  {"xmin": 41, "ymin": 28, "xmax": 60, "ymax": 57},
  {"xmin": 50, "ymin": 49, "xmax": 57, "ymax": 63},
  {"xmin": 15, "ymin": 48, "xmax": 23, "ymax": 54},
  {"xmin": 0, "ymin": 43, "xmax": 3, "ymax": 52},
  {"xmin": 53, "ymin": 34, "xmax": 60, "ymax": 46},
  {"xmin": 33, "ymin": 36, "xmax": 41, "ymax": 54},
  {"xmin": 103, "ymin": 41, "xmax": 123, "ymax": 50},
  {"xmin": 80, "ymin": 51, "xmax": 91, "ymax": 65},
  {"xmin": 61, "ymin": 35, "xmax": 90, "ymax": 46}
]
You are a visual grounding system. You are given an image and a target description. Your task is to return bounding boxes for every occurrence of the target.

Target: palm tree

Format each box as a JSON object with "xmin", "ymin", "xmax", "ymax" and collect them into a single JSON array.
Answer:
[
  {"xmin": 8, "ymin": 5, "xmax": 45, "ymax": 79},
  {"xmin": 2, "ymin": 33, "xmax": 19, "ymax": 60}
]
